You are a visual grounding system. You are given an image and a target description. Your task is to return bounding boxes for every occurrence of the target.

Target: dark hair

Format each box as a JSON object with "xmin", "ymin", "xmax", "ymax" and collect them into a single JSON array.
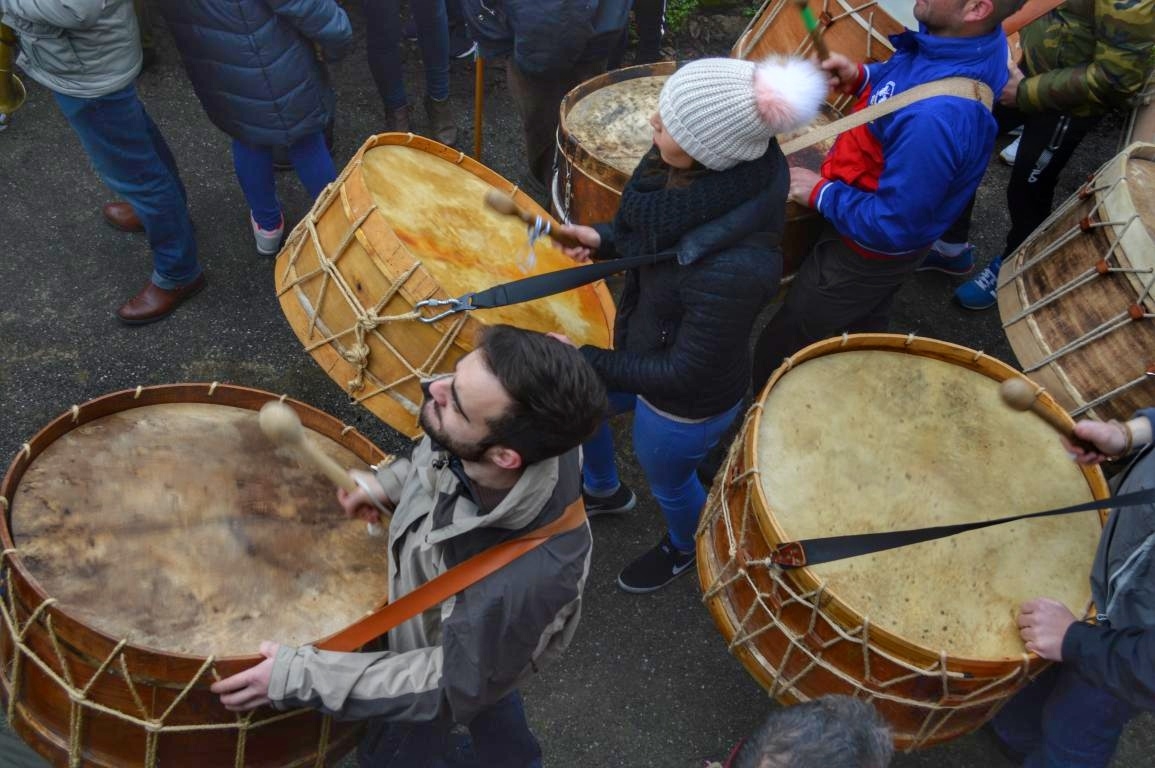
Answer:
[
  {"xmin": 731, "ymin": 696, "xmax": 894, "ymax": 768},
  {"xmin": 986, "ymin": 0, "xmax": 1027, "ymax": 29},
  {"xmin": 475, "ymin": 325, "xmax": 608, "ymax": 465}
]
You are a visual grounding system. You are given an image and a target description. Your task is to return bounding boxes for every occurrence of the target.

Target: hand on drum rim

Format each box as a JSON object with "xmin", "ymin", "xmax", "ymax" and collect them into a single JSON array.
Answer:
[
  {"xmin": 1016, "ymin": 598, "xmax": 1078, "ymax": 661},
  {"xmin": 211, "ymin": 641, "xmax": 281, "ymax": 711}
]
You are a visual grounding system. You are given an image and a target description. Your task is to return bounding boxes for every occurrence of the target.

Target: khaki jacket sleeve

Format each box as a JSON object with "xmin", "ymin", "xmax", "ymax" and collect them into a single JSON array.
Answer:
[{"xmin": 267, "ymin": 643, "xmax": 447, "ymax": 722}]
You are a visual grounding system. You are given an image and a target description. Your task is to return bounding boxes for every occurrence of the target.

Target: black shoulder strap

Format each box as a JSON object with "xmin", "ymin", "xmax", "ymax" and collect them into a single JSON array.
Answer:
[{"xmin": 771, "ymin": 487, "xmax": 1155, "ymax": 569}]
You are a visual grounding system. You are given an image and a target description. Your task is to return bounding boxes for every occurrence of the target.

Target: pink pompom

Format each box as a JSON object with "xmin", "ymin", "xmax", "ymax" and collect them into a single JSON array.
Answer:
[{"xmin": 752, "ymin": 56, "xmax": 828, "ymax": 135}]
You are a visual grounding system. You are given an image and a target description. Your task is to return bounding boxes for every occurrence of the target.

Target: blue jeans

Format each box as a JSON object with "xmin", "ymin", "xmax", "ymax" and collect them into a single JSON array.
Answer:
[
  {"xmin": 583, "ymin": 392, "xmax": 742, "ymax": 552},
  {"xmin": 231, "ymin": 133, "xmax": 337, "ymax": 230},
  {"xmin": 356, "ymin": 690, "xmax": 542, "ymax": 768},
  {"xmin": 992, "ymin": 663, "xmax": 1136, "ymax": 767},
  {"xmin": 364, "ymin": 0, "xmax": 450, "ymax": 110},
  {"xmin": 54, "ymin": 84, "xmax": 199, "ymax": 290}
]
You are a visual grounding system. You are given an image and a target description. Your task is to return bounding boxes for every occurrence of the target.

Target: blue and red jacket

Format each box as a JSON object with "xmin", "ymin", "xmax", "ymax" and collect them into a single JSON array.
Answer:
[{"xmin": 810, "ymin": 27, "xmax": 1010, "ymax": 259}]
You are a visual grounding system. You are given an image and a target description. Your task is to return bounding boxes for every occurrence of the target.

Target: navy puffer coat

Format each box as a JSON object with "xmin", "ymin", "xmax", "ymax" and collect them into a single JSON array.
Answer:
[{"xmin": 154, "ymin": 0, "xmax": 352, "ymax": 146}]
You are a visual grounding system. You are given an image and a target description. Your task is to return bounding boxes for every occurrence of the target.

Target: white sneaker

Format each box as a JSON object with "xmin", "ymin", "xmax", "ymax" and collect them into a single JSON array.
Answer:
[
  {"xmin": 1000, "ymin": 136, "xmax": 1020, "ymax": 166},
  {"xmin": 251, "ymin": 214, "xmax": 284, "ymax": 256}
]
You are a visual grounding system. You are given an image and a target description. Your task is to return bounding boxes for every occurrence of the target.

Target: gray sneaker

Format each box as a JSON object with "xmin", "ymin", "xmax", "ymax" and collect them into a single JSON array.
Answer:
[
  {"xmin": 251, "ymin": 214, "xmax": 284, "ymax": 257},
  {"xmin": 582, "ymin": 483, "xmax": 637, "ymax": 516}
]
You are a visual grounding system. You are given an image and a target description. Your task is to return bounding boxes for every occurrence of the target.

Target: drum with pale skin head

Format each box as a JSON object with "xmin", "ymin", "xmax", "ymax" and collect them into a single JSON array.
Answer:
[
  {"xmin": 697, "ymin": 334, "xmax": 1109, "ymax": 750},
  {"xmin": 276, "ymin": 134, "xmax": 616, "ymax": 439},
  {"xmin": 0, "ymin": 384, "xmax": 387, "ymax": 767},
  {"xmin": 998, "ymin": 142, "xmax": 1155, "ymax": 424},
  {"xmin": 554, "ymin": 62, "xmax": 840, "ymax": 274}
]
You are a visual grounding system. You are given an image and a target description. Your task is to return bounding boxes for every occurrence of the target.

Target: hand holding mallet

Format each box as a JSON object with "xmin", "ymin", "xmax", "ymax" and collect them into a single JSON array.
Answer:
[
  {"xmin": 259, "ymin": 401, "xmax": 387, "ymax": 536},
  {"xmin": 483, "ymin": 189, "xmax": 584, "ymax": 249},
  {"xmin": 998, "ymin": 378, "xmax": 1095, "ymax": 453}
]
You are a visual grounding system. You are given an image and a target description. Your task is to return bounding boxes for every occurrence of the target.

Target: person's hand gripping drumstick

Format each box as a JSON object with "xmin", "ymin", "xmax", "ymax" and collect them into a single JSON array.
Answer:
[
  {"xmin": 483, "ymin": 189, "xmax": 585, "ymax": 250},
  {"xmin": 258, "ymin": 401, "xmax": 390, "ymax": 535},
  {"xmin": 997, "ymin": 378, "xmax": 1098, "ymax": 455}
]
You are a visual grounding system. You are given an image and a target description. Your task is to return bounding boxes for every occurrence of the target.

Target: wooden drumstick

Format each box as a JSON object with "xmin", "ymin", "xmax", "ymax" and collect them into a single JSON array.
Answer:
[
  {"xmin": 794, "ymin": 0, "xmax": 831, "ymax": 62},
  {"xmin": 259, "ymin": 401, "xmax": 386, "ymax": 536},
  {"xmin": 483, "ymin": 189, "xmax": 584, "ymax": 249},
  {"xmin": 998, "ymin": 378, "xmax": 1095, "ymax": 451}
]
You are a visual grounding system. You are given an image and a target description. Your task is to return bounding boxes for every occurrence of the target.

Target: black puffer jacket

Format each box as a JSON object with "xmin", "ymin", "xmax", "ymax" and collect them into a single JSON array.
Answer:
[
  {"xmin": 580, "ymin": 148, "xmax": 787, "ymax": 420},
  {"xmin": 462, "ymin": 0, "xmax": 629, "ymax": 75}
]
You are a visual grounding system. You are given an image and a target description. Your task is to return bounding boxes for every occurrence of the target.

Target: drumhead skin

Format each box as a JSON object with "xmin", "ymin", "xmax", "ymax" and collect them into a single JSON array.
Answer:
[
  {"xmin": 12, "ymin": 403, "xmax": 387, "ymax": 657},
  {"xmin": 998, "ymin": 143, "xmax": 1155, "ymax": 423},
  {"xmin": 756, "ymin": 349, "xmax": 1099, "ymax": 659},
  {"xmin": 566, "ymin": 75, "xmax": 667, "ymax": 177}
]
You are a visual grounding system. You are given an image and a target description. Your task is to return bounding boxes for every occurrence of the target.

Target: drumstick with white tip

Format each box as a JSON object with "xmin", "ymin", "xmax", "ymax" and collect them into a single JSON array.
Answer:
[
  {"xmin": 258, "ymin": 401, "xmax": 387, "ymax": 536},
  {"xmin": 483, "ymin": 189, "xmax": 584, "ymax": 249},
  {"xmin": 998, "ymin": 378, "xmax": 1095, "ymax": 452}
]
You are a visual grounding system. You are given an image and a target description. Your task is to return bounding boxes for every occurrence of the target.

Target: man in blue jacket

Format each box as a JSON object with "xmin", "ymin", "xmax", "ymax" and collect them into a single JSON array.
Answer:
[
  {"xmin": 462, "ymin": 0, "xmax": 629, "ymax": 196},
  {"xmin": 1, "ymin": 0, "xmax": 203, "ymax": 324},
  {"xmin": 992, "ymin": 409, "xmax": 1155, "ymax": 766},
  {"xmin": 751, "ymin": 0, "xmax": 1022, "ymax": 390}
]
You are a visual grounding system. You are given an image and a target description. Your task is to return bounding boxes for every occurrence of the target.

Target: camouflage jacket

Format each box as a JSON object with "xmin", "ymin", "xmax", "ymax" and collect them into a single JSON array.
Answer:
[{"xmin": 1017, "ymin": 0, "xmax": 1155, "ymax": 116}]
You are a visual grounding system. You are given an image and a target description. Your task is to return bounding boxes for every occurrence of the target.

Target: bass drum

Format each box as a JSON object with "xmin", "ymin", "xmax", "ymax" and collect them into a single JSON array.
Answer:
[
  {"xmin": 0, "ymin": 384, "xmax": 389, "ymax": 766},
  {"xmin": 998, "ymin": 142, "xmax": 1155, "ymax": 423},
  {"xmin": 698, "ymin": 334, "xmax": 1108, "ymax": 749},
  {"xmin": 276, "ymin": 133, "xmax": 616, "ymax": 438}
]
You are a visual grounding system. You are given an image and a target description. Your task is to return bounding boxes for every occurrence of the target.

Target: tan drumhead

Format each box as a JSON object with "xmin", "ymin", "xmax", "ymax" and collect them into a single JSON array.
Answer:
[
  {"xmin": 756, "ymin": 350, "xmax": 1101, "ymax": 659},
  {"xmin": 12, "ymin": 403, "xmax": 387, "ymax": 657},
  {"xmin": 360, "ymin": 144, "xmax": 611, "ymax": 343},
  {"xmin": 566, "ymin": 75, "xmax": 666, "ymax": 177}
]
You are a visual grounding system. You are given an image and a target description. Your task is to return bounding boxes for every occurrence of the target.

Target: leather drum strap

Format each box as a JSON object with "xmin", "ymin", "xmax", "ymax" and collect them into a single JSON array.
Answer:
[
  {"xmin": 316, "ymin": 499, "xmax": 588, "ymax": 652},
  {"xmin": 779, "ymin": 77, "xmax": 995, "ymax": 157}
]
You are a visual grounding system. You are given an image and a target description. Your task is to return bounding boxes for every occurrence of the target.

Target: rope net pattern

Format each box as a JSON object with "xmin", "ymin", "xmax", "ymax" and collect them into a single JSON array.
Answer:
[
  {"xmin": 696, "ymin": 406, "xmax": 1037, "ymax": 750},
  {"xmin": 276, "ymin": 136, "xmax": 470, "ymax": 432},
  {"xmin": 0, "ymin": 548, "xmax": 337, "ymax": 767}
]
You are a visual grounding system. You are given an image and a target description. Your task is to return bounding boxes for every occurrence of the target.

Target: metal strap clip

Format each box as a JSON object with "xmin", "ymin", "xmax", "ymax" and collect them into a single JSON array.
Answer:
[{"xmin": 414, "ymin": 293, "xmax": 476, "ymax": 323}]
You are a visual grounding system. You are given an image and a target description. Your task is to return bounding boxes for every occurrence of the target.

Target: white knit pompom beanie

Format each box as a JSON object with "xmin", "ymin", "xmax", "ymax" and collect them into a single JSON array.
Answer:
[{"xmin": 658, "ymin": 55, "xmax": 828, "ymax": 171}]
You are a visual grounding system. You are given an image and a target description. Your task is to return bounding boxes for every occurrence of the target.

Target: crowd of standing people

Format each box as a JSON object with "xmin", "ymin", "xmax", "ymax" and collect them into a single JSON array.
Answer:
[{"xmin": 2, "ymin": 0, "xmax": 1154, "ymax": 766}]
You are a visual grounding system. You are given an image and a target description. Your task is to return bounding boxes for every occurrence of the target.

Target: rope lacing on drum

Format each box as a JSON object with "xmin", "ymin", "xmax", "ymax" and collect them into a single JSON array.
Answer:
[
  {"xmin": 0, "ymin": 554, "xmax": 336, "ymax": 767},
  {"xmin": 695, "ymin": 425, "xmax": 1046, "ymax": 751}
]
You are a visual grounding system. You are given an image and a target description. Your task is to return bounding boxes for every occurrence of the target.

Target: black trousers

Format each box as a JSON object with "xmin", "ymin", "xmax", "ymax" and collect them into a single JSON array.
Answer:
[
  {"xmin": 940, "ymin": 106, "xmax": 1102, "ymax": 256},
  {"xmin": 751, "ymin": 228, "xmax": 924, "ymax": 392},
  {"xmin": 608, "ymin": 0, "xmax": 667, "ymax": 68}
]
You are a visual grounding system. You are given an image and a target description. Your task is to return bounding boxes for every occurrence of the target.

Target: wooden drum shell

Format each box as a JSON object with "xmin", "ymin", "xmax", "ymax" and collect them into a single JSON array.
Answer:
[
  {"xmin": 0, "ymin": 384, "xmax": 385, "ymax": 767},
  {"xmin": 998, "ymin": 142, "xmax": 1155, "ymax": 423},
  {"xmin": 697, "ymin": 334, "xmax": 1110, "ymax": 750}
]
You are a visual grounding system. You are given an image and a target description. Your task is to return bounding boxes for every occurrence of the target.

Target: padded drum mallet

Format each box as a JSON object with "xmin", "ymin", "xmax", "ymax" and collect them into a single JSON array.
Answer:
[{"xmin": 259, "ymin": 401, "xmax": 387, "ymax": 536}]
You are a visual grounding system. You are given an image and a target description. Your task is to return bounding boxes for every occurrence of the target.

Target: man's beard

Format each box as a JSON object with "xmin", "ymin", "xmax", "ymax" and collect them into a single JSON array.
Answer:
[{"xmin": 418, "ymin": 383, "xmax": 489, "ymax": 462}]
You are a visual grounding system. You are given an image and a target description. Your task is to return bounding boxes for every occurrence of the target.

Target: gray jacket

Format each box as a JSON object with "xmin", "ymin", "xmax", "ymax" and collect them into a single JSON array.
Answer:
[
  {"xmin": 1061, "ymin": 407, "xmax": 1155, "ymax": 710},
  {"xmin": 1, "ymin": 0, "xmax": 141, "ymax": 98},
  {"xmin": 267, "ymin": 437, "xmax": 592, "ymax": 724}
]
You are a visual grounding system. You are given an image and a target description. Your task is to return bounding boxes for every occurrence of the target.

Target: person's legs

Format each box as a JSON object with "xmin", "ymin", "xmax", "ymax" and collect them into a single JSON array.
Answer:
[
  {"xmin": 357, "ymin": 714, "xmax": 455, "ymax": 768},
  {"xmin": 286, "ymin": 131, "xmax": 338, "ymax": 200},
  {"xmin": 581, "ymin": 392, "xmax": 637, "ymax": 495},
  {"xmin": 464, "ymin": 690, "xmax": 543, "ymax": 768},
  {"xmin": 633, "ymin": 0, "xmax": 666, "ymax": 63},
  {"xmin": 231, "ymin": 138, "xmax": 282, "ymax": 231},
  {"xmin": 752, "ymin": 231, "xmax": 920, "ymax": 391},
  {"xmin": 54, "ymin": 85, "xmax": 199, "ymax": 289},
  {"xmin": 410, "ymin": 0, "xmax": 450, "ymax": 102},
  {"xmin": 363, "ymin": 0, "xmax": 408, "ymax": 112},
  {"xmin": 1003, "ymin": 110, "xmax": 1100, "ymax": 255},
  {"xmin": 632, "ymin": 398, "xmax": 742, "ymax": 552},
  {"xmin": 506, "ymin": 57, "xmax": 608, "ymax": 191},
  {"xmin": 993, "ymin": 663, "xmax": 1135, "ymax": 768}
]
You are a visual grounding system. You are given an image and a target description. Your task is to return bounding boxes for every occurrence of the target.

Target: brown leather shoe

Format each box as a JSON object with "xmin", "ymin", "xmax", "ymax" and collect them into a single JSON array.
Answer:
[
  {"xmin": 102, "ymin": 202, "xmax": 144, "ymax": 233},
  {"xmin": 116, "ymin": 274, "xmax": 206, "ymax": 325},
  {"xmin": 424, "ymin": 95, "xmax": 459, "ymax": 147}
]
